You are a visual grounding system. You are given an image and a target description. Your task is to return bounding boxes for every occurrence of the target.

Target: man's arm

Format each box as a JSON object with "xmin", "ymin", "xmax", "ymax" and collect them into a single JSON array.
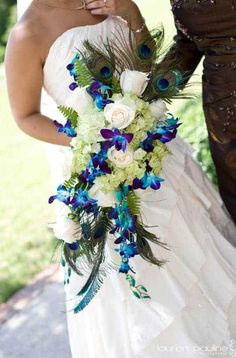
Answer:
[{"xmin": 165, "ymin": 26, "xmax": 203, "ymax": 82}]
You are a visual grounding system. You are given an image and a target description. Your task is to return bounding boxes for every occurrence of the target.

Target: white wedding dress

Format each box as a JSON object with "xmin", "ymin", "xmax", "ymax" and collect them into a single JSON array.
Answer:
[{"xmin": 42, "ymin": 15, "xmax": 236, "ymax": 358}]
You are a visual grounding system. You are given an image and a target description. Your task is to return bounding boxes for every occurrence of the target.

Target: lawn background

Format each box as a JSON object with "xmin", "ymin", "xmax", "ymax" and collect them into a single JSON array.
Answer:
[{"xmin": 0, "ymin": 0, "xmax": 211, "ymax": 303}]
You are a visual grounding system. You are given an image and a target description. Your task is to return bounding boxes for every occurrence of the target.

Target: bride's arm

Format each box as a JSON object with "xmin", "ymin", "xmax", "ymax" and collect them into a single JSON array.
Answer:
[{"xmin": 5, "ymin": 25, "xmax": 71, "ymax": 147}]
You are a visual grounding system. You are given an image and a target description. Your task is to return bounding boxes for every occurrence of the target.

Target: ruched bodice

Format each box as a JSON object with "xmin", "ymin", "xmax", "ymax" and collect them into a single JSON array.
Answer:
[{"xmin": 42, "ymin": 15, "xmax": 129, "ymax": 105}]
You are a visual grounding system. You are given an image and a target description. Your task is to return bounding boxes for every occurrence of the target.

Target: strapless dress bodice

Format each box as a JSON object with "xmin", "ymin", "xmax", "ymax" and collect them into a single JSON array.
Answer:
[{"xmin": 42, "ymin": 15, "xmax": 129, "ymax": 105}]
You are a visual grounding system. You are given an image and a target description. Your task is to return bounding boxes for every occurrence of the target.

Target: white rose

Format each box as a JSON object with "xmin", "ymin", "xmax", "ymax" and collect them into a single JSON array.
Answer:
[
  {"xmin": 120, "ymin": 69, "xmax": 149, "ymax": 97},
  {"xmin": 104, "ymin": 103, "xmax": 136, "ymax": 129},
  {"xmin": 149, "ymin": 99, "xmax": 168, "ymax": 119},
  {"xmin": 64, "ymin": 87, "xmax": 93, "ymax": 116},
  {"xmin": 89, "ymin": 183, "xmax": 117, "ymax": 208},
  {"xmin": 52, "ymin": 216, "xmax": 81, "ymax": 243},
  {"xmin": 108, "ymin": 146, "xmax": 134, "ymax": 168}
]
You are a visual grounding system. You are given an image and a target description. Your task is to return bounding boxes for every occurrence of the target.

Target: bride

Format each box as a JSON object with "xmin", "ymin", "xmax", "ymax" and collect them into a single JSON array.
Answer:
[{"xmin": 5, "ymin": 0, "xmax": 236, "ymax": 357}]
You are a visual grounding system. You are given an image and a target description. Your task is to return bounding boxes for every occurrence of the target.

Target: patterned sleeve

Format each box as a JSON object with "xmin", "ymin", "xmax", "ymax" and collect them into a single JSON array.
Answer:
[{"xmin": 163, "ymin": 18, "xmax": 203, "ymax": 84}]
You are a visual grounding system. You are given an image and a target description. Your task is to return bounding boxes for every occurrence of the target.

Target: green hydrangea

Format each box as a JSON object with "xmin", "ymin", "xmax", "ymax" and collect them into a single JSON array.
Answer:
[
  {"xmin": 69, "ymin": 91, "xmax": 172, "ymax": 194},
  {"xmin": 95, "ymin": 159, "xmax": 146, "ymax": 193},
  {"xmin": 146, "ymin": 142, "xmax": 171, "ymax": 176}
]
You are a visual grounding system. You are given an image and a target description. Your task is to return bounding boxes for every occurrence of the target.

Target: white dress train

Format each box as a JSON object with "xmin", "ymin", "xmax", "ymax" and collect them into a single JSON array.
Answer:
[{"xmin": 42, "ymin": 15, "xmax": 236, "ymax": 358}]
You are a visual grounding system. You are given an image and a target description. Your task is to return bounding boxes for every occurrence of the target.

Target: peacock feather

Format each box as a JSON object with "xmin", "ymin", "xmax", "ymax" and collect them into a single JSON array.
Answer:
[
  {"xmin": 62, "ymin": 208, "xmax": 118, "ymax": 313},
  {"xmin": 72, "ymin": 22, "xmax": 195, "ymax": 104}
]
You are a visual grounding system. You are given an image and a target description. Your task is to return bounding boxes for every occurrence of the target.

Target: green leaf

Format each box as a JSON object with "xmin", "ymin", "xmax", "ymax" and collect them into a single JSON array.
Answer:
[
  {"xmin": 136, "ymin": 285, "xmax": 148, "ymax": 292},
  {"xmin": 140, "ymin": 293, "xmax": 151, "ymax": 299},
  {"xmin": 74, "ymin": 59, "xmax": 93, "ymax": 87},
  {"xmin": 63, "ymin": 173, "xmax": 79, "ymax": 190},
  {"xmin": 57, "ymin": 105, "xmax": 79, "ymax": 128},
  {"xmin": 112, "ymin": 76, "xmax": 121, "ymax": 94},
  {"xmin": 126, "ymin": 274, "xmax": 136, "ymax": 287},
  {"xmin": 127, "ymin": 190, "xmax": 141, "ymax": 216},
  {"xmin": 132, "ymin": 289, "xmax": 141, "ymax": 299},
  {"xmin": 61, "ymin": 258, "xmax": 66, "ymax": 267}
]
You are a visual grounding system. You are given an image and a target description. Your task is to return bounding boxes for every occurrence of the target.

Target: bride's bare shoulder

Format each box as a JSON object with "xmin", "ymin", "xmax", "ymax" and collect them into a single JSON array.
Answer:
[{"xmin": 6, "ymin": 6, "xmax": 46, "ymax": 63}]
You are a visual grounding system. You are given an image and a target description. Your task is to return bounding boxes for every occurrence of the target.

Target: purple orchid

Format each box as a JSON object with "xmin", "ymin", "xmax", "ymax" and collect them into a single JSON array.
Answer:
[
  {"xmin": 69, "ymin": 82, "xmax": 78, "ymax": 91},
  {"xmin": 100, "ymin": 129, "xmax": 133, "ymax": 152},
  {"xmin": 53, "ymin": 119, "xmax": 77, "ymax": 137}
]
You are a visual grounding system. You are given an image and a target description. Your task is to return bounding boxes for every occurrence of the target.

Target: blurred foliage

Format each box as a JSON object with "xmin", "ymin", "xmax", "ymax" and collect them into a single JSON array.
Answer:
[
  {"xmin": 178, "ymin": 97, "xmax": 218, "ymax": 186},
  {"xmin": 0, "ymin": 0, "xmax": 17, "ymax": 63},
  {"xmin": 0, "ymin": 79, "xmax": 58, "ymax": 304}
]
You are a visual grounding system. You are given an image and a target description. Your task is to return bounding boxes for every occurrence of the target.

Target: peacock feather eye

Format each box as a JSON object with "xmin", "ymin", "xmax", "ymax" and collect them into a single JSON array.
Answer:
[
  {"xmin": 100, "ymin": 66, "xmax": 113, "ymax": 79},
  {"xmin": 138, "ymin": 43, "xmax": 153, "ymax": 60},
  {"xmin": 67, "ymin": 242, "xmax": 79, "ymax": 251},
  {"xmin": 87, "ymin": 56, "xmax": 114, "ymax": 82},
  {"xmin": 156, "ymin": 77, "xmax": 170, "ymax": 91}
]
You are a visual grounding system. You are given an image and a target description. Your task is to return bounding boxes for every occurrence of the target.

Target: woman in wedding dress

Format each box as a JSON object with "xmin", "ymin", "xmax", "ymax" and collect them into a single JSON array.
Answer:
[{"xmin": 5, "ymin": 0, "xmax": 236, "ymax": 357}]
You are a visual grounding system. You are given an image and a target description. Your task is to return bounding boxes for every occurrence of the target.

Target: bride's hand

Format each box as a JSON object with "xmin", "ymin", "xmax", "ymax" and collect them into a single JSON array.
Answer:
[{"xmin": 85, "ymin": 0, "xmax": 139, "ymax": 19}]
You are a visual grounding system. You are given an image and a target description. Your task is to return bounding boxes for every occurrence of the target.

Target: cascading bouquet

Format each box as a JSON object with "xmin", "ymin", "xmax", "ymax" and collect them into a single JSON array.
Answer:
[{"xmin": 49, "ymin": 23, "xmax": 191, "ymax": 313}]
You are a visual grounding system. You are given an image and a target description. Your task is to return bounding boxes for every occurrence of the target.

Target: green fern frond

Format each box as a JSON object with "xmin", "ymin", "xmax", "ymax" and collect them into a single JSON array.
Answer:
[
  {"xmin": 57, "ymin": 105, "xmax": 79, "ymax": 128},
  {"xmin": 63, "ymin": 173, "xmax": 79, "ymax": 190},
  {"xmin": 74, "ymin": 59, "xmax": 93, "ymax": 87},
  {"xmin": 127, "ymin": 190, "xmax": 141, "ymax": 216},
  {"xmin": 112, "ymin": 76, "xmax": 121, "ymax": 94}
]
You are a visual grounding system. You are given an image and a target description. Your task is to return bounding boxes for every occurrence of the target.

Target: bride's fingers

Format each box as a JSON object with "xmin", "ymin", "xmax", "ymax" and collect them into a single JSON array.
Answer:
[
  {"xmin": 89, "ymin": 8, "xmax": 109, "ymax": 15},
  {"xmin": 86, "ymin": 0, "xmax": 109, "ymax": 9}
]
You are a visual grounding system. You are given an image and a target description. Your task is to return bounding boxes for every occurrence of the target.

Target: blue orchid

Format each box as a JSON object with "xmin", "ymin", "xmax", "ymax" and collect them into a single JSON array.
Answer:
[
  {"xmin": 70, "ymin": 189, "xmax": 98, "ymax": 212},
  {"xmin": 69, "ymin": 82, "xmax": 78, "ymax": 91},
  {"xmin": 53, "ymin": 119, "xmax": 77, "ymax": 137},
  {"xmin": 120, "ymin": 242, "xmax": 139, "ymax": 259},
  {"xmin": 94, "ymin": 94, "xmax": 113, "ymax": 111},
  {"xmin": 87, "ymin": 80, "xmax": 113, "ymax": 111},
  {"xmin": 79, "ymin": 168, "xmax": 105, "ymax": 184},
  {"xmin": 155, "ymin": 115, "xmax": 181, "ymax": 143},
  {"xmin": 90, "ymin": 148, "xmax": 111, "ymax": 174},
  {"xmin": 66, "ymin": 54, "xmax": 80, "ymax": 90},
  {"xmin": 66, "ymin": 53, "xmax": 80, "ymax": 75},
  {"xmin": 133, "ymin": 172, "xmax": 165, "ymax": 190},
  {"xmin": 48, "ymin": 184, "xmax": 73, "ymax": 205},
  {"xmin": 108, "ymin": 203, "xmax": 136, "ymax": 234},
  {"xmin": 101, "ymin": 128, "xmax": 133, "ymax": 152},
  {"xmin": 141, "ymin": 131, "xmax": 161, "ymax": 152},
  {"xmin": 119, "ymin": 260, "xmax": 136, "ymax": 274}
]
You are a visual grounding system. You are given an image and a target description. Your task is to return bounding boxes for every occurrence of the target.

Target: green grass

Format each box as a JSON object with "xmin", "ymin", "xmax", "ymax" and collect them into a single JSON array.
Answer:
[{"xmin": 0, "ymin": 76, "xmax": 59, "ymax": 303}]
